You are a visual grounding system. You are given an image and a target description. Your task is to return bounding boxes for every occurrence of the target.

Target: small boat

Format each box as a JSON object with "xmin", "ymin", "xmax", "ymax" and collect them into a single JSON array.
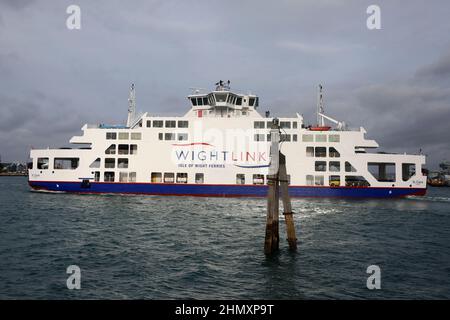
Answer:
[
  {"xmin": 309, "ymin": 126, "xmax": 331, "ymax": 131},
  {"xmin": 427, "ymin": 171, "xmax": 446, "ymax": 187}
]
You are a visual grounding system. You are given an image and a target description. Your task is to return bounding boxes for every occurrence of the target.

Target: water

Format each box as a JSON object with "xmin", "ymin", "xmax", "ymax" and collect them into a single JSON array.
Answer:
[{"xmin": 1, "ymin": 176, "xmax": 449, "ymax": 299}]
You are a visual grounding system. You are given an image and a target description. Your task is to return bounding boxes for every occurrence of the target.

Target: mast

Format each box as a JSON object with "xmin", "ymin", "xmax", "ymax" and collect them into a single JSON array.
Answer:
[
  {"xmin": 127, "ymin": 83, "xmax": 136, "ymax": 127},
  {"xmin": 317, "ymin": 84, "xmax": 325, "ymax": 126}
]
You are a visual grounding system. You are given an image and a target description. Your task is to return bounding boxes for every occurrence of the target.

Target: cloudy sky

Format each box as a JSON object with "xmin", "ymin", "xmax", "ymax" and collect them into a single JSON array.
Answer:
[{"xmin": 0, "ymin": 0, "xmax": 449, "ymax": 168}]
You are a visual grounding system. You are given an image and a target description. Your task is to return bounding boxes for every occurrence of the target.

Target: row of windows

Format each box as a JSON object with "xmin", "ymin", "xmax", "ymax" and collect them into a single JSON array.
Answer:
[
  {"xmin": 158, "ymin": 133, "xmax": 188, "ymax": 141},
  {"xmin": 148, "ymin": 173, "xmax": 290, "ymax": 185},
  {"xmin": 90, "ymin": 158, "xmax": 129, "ymax": 169},
  {"xmin": 314, "ymin": 161, "xmax": 356, "ymax": 173},
  {"xmin": 105, "ymin": 144, "xmax": 138, "ymax": 155},
  {"xmin": 254, "ymin": 134, "xmax": 298, "ymax": 142},
  {"xmin": 37, "ymin": 158, "xmax": 79, "ymax": 170},
  {"xmin": 98, "ymin": 171, "xmax": 137, "ymax": 182},
  {"xmin": 306, "ymin": 147, "xmax": 340, "ymax": 158},
  {"xmin": 147, "ymin": 120, "xmax": 189, "ymax": 128},
  {"xmin": 106, "ymin": 132, "xmax": 141, "ymax": 140},
  {"xmin": 306, "ymin": 175, "xmax": 370, "ymax": 187},
  {"xmin": 302, "ymin": 134, "xmax": 340, "ymax": 143},
  {"xmin": 254, "ymin": 121, "xmax": 298, "ymax": 129}
]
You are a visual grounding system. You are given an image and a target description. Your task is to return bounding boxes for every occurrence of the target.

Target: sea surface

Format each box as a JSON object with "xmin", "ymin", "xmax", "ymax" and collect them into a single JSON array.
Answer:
[{"xmin": 0, "ymin": 176, "xmax": 449, "ymax": 299}]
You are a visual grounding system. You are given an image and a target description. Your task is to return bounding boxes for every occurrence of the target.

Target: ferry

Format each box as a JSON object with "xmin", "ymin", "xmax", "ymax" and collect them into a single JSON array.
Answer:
[{"xmin": 28, "ymin": 81, "xmax": 427, "ymax": 198}]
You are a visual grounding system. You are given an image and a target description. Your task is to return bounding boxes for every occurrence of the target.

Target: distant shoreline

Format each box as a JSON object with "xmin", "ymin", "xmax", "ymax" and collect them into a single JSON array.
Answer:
[{"xmin": 0, "ymin": 173, "xmax": 27, "ymax": 177}]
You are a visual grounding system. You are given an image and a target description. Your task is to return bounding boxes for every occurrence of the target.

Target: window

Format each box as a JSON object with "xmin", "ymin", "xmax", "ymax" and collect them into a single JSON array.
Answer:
[
  {"xmin": 345, "ymin": 176, "xmax": 370, "ymax": 187},
  {"xmin": 54, "ymin": 158, "xmax": 79, "ymax": 170},
  {"xmin": 253, "ymin": 174, "xmax": 264, "ymax": 185},
  {"xmin": 254, "ymin": 134, "xmax": 265, "ymax": 142},
  {"xmin": 165, "ymin": 133, "xmax": 176, "ymax": 141},
  {"xmin": 280, "ymin": 134, "xmax": 291, "ymax": 142},
  {"xmin": 131, "ymin": 132, "xmax": 141, "ymax": 140},
  {"xmin": 195, "ymin": 173, "xmax": 204, "ymax": 184},
  {"xmin": 130, "ymin": 144, "xmax": 138, "ymax": 155},
  {"xmin": 104, "ymin": 172, "xmax": 115, "ymax": 182},
  {"xmin": 151, "ymin": 172, "xmax": 162, "ymax": 183},
  {"xmin": 119, "ymin": 172, "xmax": 128, "ymax": 182},
  {"xmin": 293, "ymin": 122, "xmax": 298, "ymax": 129},
  {"xmin": 329, "ymin": 134, "xmax": 340, "ymax": 142},
  {"xmin": 106, "ymin": 132, "xmax": 117, "ymax": 140},
  {"xmin": 158, "ymin": 133, "xmax": 163, "ymax": 140},
  {"xmin": 329, "ymin": 175, "xmax": 340, "ymax": 187},
  {"xmin": 105, "ymin": 158, "xmax": 115, "ymax": 168},
  {"xmin": 153, "ymin": 120, "xmax": 163, "ymax": 128},
  {"xmin": 164, "ymin": 173, "xmax": 174, "ymax": 183},
  {"xmin": 94, "ymin": 171, "xmax": 100, "ymax": 182},
  {"xmin": 315, "ymin": 147, "xmax": 326, "ymax": 157},
  {"xmin": 129, "ymin": 172, "xmax": 136, "ymax": 182},
  {"xmin": 293, "ymin": 134, "xmax": 298, "ymax": 142},
  {"xmin": 191, "ymin": 98, "xmax": 197, "ymax": 106},
  {"xmin": 302, "ymin": 134, "xmax": 313, "ymax": 142},
  {"xmin": 329, "ymin": 147, "xmax": 340, "ymax": 158},
  {"xmin": 368, "ymin": 162, "xmax": 396, "ymax": 182},
  {"xmin": 165, "ymin": 120, "xmax": 176, "ymax": 128},
  {"xmin": 315, "ymin": 161, "xmax": 326, "ymax": 172},
  {"xmin": 178, "ymin": 133, "xmax": 188, "ymax": 141},
  {"xmin": 306, "ymin": 175, "xmax": 314, "ymax": 186},
  {"xmin": 105, "ymin": 144, "xmax": 116, "ymax": 155},
  {"xmin": 118, "ymin": 144, "xmax": 129, "ymax": 155},
  {"xmin": 280, "ymin": 121, "xmax": 291, "ymax": 129},
  {"xmin": 176, "ymin": 173, "xmax": 188, "ymax": 183},
  {"xmin": 248, "ymin": 97, "xmax": 255, "ymax": 106},
  {"xmin": 236, "ymin": 97, "xmax": 242, "ymax": 105},
  {"xmin": 315, "ymin": 134, "xmax": 327, "ymax": 142},
  {"xmin": 215, "ymin": 93, "xmax": 227, "ymax": 102},
  {"xmin": 345, "ymin": 161, "xmax": 357, "ymax": 172},
  {"xmin": 402, "ymin": 163, "xmax": 416, "ymax": 181},
  {"xmin": 146, "ymin": 120, "xmax": 151, "ymax": 128},
  {"xmin": 267, "ymin": 134, "xmax": 271, "ymax": 141},
  {"xmin": 236, "ymin": 174, "xmax": 245, "ymax": 184},
  {"xmin": 254, "ymin": 121, "xmax": 265, "ymax": 129},
  {"xmin": 329, "ymin": 161, "xmax": 340, "ymax": 172},
  {"xmin": 178, "ymin": 121, "xmax": 189, "ymax": 128},
  {"xmin": 306, "ymin": 147, "xmax": 314, "ymax": 157},
  {"xmin": 118, "ymin": 132, "xmax": 129, "ymax": 140},
  {"xmin": 315, "ymin": 175, "xmax": 324, "ymax": 186},
  {"xmin": 118, "ymin": 158, "xmax": 128, "ymax": 169},
  {"xmin": 37, "ymin": 158, "xmax": 49, "ymax": 169},
  {"xmin": 89, "ymin": 158, "xmax": 101, "ymax": 168},
  {"xmin": 197, "ymin": 97, "xmax": 203, "ymax": 106}
]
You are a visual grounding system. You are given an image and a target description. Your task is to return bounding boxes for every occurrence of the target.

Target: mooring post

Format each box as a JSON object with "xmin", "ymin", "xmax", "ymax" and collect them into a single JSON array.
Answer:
[
  {"xmin": 279, "ymin": 152, "xmax": 297, "ymax": 251},
  {"xmin": 264, "ymin": 120, "xmax": 280, "ymax": 255}
]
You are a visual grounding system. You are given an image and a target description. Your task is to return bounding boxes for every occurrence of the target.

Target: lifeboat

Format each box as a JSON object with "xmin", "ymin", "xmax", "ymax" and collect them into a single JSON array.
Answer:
[{"xmin": 309, "ymin": 126, "xmax": 331, "ymax": 131}]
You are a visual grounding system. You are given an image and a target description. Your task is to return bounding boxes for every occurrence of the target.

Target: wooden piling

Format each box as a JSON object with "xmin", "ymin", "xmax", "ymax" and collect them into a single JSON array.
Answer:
[{"xmin": 279, "ymin": 152, "xmax": 297, "ymax": 251}]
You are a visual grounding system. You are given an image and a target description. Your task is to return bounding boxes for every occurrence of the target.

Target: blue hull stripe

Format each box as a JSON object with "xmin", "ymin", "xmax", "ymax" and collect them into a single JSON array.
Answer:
[{"xmin": 28, "ymin": 181, "xmax": 426, "ymax": 198}]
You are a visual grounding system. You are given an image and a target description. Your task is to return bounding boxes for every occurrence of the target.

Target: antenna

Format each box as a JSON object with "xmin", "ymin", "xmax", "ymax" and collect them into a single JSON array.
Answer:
[{"xmin": 126, "ymin": 83, "xmax": 136, "ymax": 127}]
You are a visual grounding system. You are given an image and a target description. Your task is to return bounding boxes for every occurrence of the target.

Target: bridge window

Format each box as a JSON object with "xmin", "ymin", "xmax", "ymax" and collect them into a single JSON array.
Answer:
[
  {"xmin": 293, "ymin": 122, "xmax": 298, "ymax": 129},
  {"xmin": 118, "ymin": 144, "xmax": 129, "ymax": 155},
  {"xmin": 315, "ymin": 147, "xmax": 326, "ymax": 157},
  {"xmin": 195, "ymin": 173, "xmax": 204, "ymax": 184},
  {"xmin": 105, "ymin": 144, "xmax": 116, "ymax": 155},
  {"xmin": 329, "ymin": 175, "xmax": 340, "ymax": 187},
  {"xmin": 131, "ymin": 132, "xmax": 141, "ymax": 140},
  {"xmin": 215, "ymin": 93, "xmax": 227, "ymax": 102},
  {"xmin": 176, "ymin": 173, "xmax": 188, "ymax": 183},
  {"xmin": 165, "ymin": 120, "xmax": 176, "ymax": 128},
  {"xmin": 191, "ymin": 98, "xmax": 197, "ymax": 106},
  {"xmin": 151, "ymin": 172, "xmax": 162, "ymax": 183},
  {"xmin": 254, "ymin": 121, "xmax": 265, "ymax": 129},
  {"xmin": 345, "ymin": 161, "xmax": 357, "ymax": 172},
  {"xmin": 153, "ymin": 120, "xmax": 163, "ymax": 128},
  {"xmin": 368, "ymin": 162, "xmax": 396, "ymax": 182},
  {"xmin": 302, "ymin": 134, "xmax": 313, "ymax": 142},
  {"xmin": 315, "ymin": 134, "xmax": 327, "ymax": 142},
  {"xmin": 164, "ymin": 173, "xmax": 174, "ymax": 183},
  {"xmin": 37, "ymin": 158, "xmax": 49, "ymax": 170},
  {"xmin": 119, "ymin": 132, "xmax": 129, "ymax": 140},
  {"xmin": 315, "ymin": 161, "xmax": 326, "ymax": 172},
  {"xmin": 177, "ymin": 133, "xmax": 188, "ymax": 141},
  {"xmin": 345, "ymin": 176, "xmax": 370, "ymax": 187},
  {"xmin": 104, "ymin": 172, "xmax": 115, "ymax": 182},
  {"xmin": 253, "ymin": 174, "xmax": 264, "ymax": 185},
  {"xmin": 106, "ymin": 132, "xmax": 117, "ymax": 140},
  {"xmin": 236, "ymin": 97, "xmax": 242, "ymax": 106},
  {"xmin": 249, "ymin": 97, "xmax": 255, "ymax": 106},
  {"xmin": 329, "ymin": 134, "xmax": 340, "ymax": 142},
  {"xmin": 129, "ymin": 172, "xmax": 136, "ymax": 182},
  {"xmin": 105, "ymin": 158, "xmax": 115, "ymax": 168},
  {"xmin": 146, "ymin": 120, "xmax": 151, "ymax": 128},
  {"xmin": 89, "ymin": 158, "xmax": 101, "ymax": 168},
  {"xmin": 130, "ymin": 144, "xmax": 138, "ymax": 155},
  {"xmin": 329, "ymin": 147, "xmax": 340, "ymax": 158},
  {"xmin": 280, "ymin": 121, "xmax": 291, "ymax": 129},
  {"xmin": 236, "ymin": 174, "xmax": 245, "ymax": 184},
  {"xmin": 254, "ymin": 134, "xmax": 265, "ymax": 142},
  {"xmin": 119, "ymin": 172, "xmax": 128, "ymax": 182},
  {"xmin": 329, "ymin": 161, "xmax": 340, "ymax": 172},
  {"xmin": 178, "ymin": 121, "xmax": 189, "ymax": 128},
  {"xmin": 118, "ymin": 158, "xmax": 128, "ymax": 169},
  {"xmin": 402, "ymin": 163, "xmax": 416, "ymax": 181},
  {"xmin": 54, "ymin": 158, "xmax": 79, "ymax": 170}
]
